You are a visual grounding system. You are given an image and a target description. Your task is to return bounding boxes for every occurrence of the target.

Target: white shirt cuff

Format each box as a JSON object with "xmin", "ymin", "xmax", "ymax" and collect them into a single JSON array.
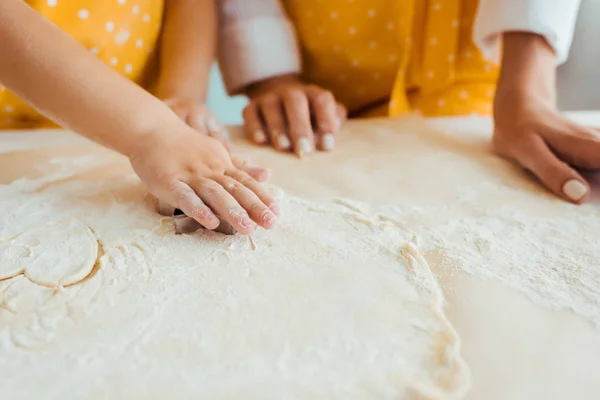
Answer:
[
  {"xmin": 474, "ymin": 0, "xmax": 581, "ymax": 65},
  {"xmin": 218, "ymin": 17, "xmax": 301, "ymax": 95}
]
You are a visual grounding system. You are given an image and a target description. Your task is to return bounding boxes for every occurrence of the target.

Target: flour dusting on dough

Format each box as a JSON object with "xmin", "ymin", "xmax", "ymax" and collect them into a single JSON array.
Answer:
[{"xmin": 0, "ymin": 174, "xmax": 469, "ymax": 399}]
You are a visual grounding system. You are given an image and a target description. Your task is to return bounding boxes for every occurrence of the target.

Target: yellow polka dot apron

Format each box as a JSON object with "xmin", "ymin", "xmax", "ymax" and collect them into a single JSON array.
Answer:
[
  {"xmin": 0, "ymin": 0, "xmax": 163, "ymax": 129},
  {"xmin": 283, "ymin": 0, "xmax": 499, "ymax": 117}
]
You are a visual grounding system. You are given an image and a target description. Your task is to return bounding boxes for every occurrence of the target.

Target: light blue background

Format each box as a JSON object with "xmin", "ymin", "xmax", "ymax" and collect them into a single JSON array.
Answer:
[{"xmin": 206, "ymin": 64, "xmax": 247, "ymax": 125}]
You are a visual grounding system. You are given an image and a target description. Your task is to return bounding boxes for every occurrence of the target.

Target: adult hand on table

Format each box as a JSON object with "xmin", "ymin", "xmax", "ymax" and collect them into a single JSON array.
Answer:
[
  {"xmin": 493, "ymin": 94, "xmax": 598, "ymax": 203},
  {"xmin": 493, "ymin": 32, "xmax": 598, "ymax": 204},
  {"xmin": 243, "ymin": 75, "xmax": 347, "ymax": 157},
  {"xmin": 129, "ymin": 126, "xmax": 279, "ymax": 235}
]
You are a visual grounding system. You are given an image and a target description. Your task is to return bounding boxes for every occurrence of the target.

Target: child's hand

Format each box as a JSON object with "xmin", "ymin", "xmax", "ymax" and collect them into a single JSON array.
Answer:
[
  {"xmin": 129, "ymin": 125, "xmax": 279, "ymax": 235},
  {"xmin": 493, "ymin": 93, "xmax": 600, "ymax": 203},
  {"xmin": 243, "ymin": 75, "xmax": 347, "ymax": 157},
  {"xmin": 162, "ymin": 97, "xmax": 231, "ymax": 151}
]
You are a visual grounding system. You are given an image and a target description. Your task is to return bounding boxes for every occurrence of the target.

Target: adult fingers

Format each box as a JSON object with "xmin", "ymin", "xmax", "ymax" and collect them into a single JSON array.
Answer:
[
  {"xmin": 336, "ymin": 102, "xmax": 348, "ymax": 123},
  {"xmin": 282, "ymin": 89, "xmax": 314, "ymax": 157},
  {"xmin": 190, "ymin": 177, "xmax": 257, "ymax": 235},
  {"xmin": 242, "ymin": 102, "xmax": 268, "ymax": 145},
  {"xmin": 214, "ymin": 175, "xmax": 277, "ymax": 229},
  {"xmin": 258, "ymin": 94, "xmax": 291, "ymax": 152},
  {"xmin": 225, "ymin": 168, "xmax": 280, "ymax": 215},
  {"xmin": 516, "ymin": 135, "xmax": 589, "ymax": 203},
  {"xmin": 307, "ymin": 87, "xmax": 338, "ymax": 152},
  {"xmin": 546, "ymin": 122, "xmax": 600, "ymax": 169},
  {"xmin": 161, "ymin": 180, "xmax": 220, "ymax": 229},
  {"xmin": 231, "ymin": 155, "xmax": 272, "ymax": 182}
]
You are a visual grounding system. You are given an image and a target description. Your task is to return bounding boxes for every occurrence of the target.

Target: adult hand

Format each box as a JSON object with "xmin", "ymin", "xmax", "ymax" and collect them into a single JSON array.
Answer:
[
  {"xmin": 493, "ymin": 32, "xmax": 599, "ymax": 203},
  {"xmin": 493, "ymin": 91, "xmax": 600, "ymax": 203},
  {"xmin": 243, "ymin": 75, "xmax": 347, "ymax": 157}
]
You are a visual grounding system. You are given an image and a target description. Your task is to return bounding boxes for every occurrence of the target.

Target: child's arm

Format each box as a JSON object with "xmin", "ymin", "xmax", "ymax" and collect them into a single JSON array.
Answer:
[
  {"xmin": 217, "ymin": 0, "xmax": 344, "ymax": 157},
  {"xmin": 0, "ymin": 0, "xmax": 278, "ymax": 233},
  {"xmin": 155, "ymin": 0, "xmax": 227, "ymax": 145},
  {"xmin": 474, "ymin": 0, "xmax": 599, "ymax": 203}
]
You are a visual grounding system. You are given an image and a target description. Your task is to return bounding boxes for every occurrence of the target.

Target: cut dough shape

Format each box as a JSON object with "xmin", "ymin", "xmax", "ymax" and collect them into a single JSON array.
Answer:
[
  {"xmin": 0, "ymin": 219, "xmax": 98, "ymax": 286},
  {"xmin": 0, "ymin": 176, "xmax": 470, "ymax": 399}
]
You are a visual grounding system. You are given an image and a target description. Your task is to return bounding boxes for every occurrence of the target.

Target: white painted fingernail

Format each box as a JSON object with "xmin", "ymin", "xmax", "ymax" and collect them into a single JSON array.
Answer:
[
  {"xmin": 297, "ymin": 138, "xmax": 312, "ymax": 156},
  {"xmin": 321, "ymin": 134, "xmax": 335, "ymax": 151},
  {"xmin": 562, "ymin": 179, "xmax": 588, "ymax": 201},
  {"xmin": 253, "ymin": 129, "xmax": 266, "ymax": 143},
  {"xmin": 277, "ymin": 135, "xmax": 291, "ymax": 149}
]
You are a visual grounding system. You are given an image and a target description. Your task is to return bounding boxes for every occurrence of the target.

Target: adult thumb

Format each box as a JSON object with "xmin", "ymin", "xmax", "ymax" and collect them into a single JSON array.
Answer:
[{"xmin": 518, "ymin": 136, "xmax": 589, "ymax": 203}]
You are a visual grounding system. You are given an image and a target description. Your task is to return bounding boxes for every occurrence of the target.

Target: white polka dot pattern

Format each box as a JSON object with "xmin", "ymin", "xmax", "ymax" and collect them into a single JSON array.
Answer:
[
  {"xmin": 0, "ymin": 0, "xmax": 164, "ymax": 127},
  {"xmin": 282, "ymin": 0, "xmax": 498, "ymax": 117}
]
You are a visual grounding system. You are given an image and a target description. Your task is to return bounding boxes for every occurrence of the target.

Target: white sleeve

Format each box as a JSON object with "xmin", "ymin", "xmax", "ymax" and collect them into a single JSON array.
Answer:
[
  {"xmin": 474, "ymin": 0, "xmax": 581, "ymax": 65},
  {"xmin": 216, "ymin": 0, "xmax": 301, "ymax": 95}
]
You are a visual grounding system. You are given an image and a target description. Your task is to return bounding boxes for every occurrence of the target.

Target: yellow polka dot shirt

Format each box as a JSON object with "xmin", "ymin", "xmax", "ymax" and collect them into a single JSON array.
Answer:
[
  {"xmin": 0, "ymin": 0, "xmax": 163, "ymax": 129},
  {"xmin": 218, "ymin": 0, "xmax": 579, "ymax": 118},
  {"xmin": 290, "ymin": 0, "xmax": 497, "ymax": 117}
]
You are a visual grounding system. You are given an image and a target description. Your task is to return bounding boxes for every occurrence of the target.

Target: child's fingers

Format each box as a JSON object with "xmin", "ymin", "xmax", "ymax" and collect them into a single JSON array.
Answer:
[
  {"xmin": 214, "ymin": 175, "xmax": 277, "ymax": 229},
  {"xmin": 205, "ymin": 116, "xmax": 225, "ymax": 139},
  {"xmin": 163, "ymin": 181, "xmax": 220, "ymax": 229},
  {"xmin": 307, "ymin": 88, "xmax": 338, "ymax": 152},
  {"xmin": 206, "ymin": 116, "xmax": 232, "ymax": 152},
  {"xmin": 282, "ymin": 89, "xmax": 314, "ymax": 157},
  {"xmin": 231, "ymin": 155, "xmax": 272, "ymax": 182},
  {"xmin": 258, "ymin": 95, "xmax": 291, "ymax": 152},
  {"xmin": 242, "ymin": 103, "xmax": 268, "ymax": 145},
  {"xmin": 225, "ymin": 168, "xmax": 280, "ymax": 215},
  {"xmin": 188, "ymin": 110, "xmax": 209, "ymax": 135},
  {"xmin": 187, "ymin": 106, "xmax": 231, "ymax": 152},
  {"xmin": 191, "ymin": 177, "xmax": 256, "ymax": 235}
]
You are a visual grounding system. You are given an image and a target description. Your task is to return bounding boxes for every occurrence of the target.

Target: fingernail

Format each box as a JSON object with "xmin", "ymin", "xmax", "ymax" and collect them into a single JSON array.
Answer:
[
  {"xmin": 277, "ymin": 135, "xmax": 291, "ymax": 150},
  {"xmin": 562, "ymin": 179, "xmax": 588, "ymax": 201},
  {"xmin": 262, "ymin": 211, "xmax": 277, "ymax": 226},
  {"xmin": 296, "ymin": 138, "xmax": 312, "ymax": 156},
  {"xmin": 209, "ymin": 215, "xmax": 221, "ymax": 228},
  {"xmin": 253, "ymin": 129, "xmax": 266, "ymax": 144},
  {"xmin": 321, "ymin": 134, "xmax": 335, "ymax": 151},
  {"xmin": 269, "ymin": 203, "xmax": 281, "ymax": 216},
  {"xmin": 240, "ymin": 215, "xmax": 253, "ymax": 228}
]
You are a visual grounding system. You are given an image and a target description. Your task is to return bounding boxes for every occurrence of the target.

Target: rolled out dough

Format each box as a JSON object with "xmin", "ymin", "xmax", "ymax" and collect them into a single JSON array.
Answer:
[
  {"xmin": 0, "ymin": 219, "xmax": 98, "ymax": 286},
  {"xmin": 0, "ymin": 175, "xmax": 470, "ymax": 399}
]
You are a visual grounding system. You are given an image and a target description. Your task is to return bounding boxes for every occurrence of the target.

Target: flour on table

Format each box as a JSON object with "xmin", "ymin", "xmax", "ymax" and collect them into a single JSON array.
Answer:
[
  {"xmin": 424, "ymin": 181, "xmax": 600, "ymax": 328},
  {"xmin": 0, "ymin": 218, "xmax": 98, "ymax": 286},
  {"xmin": 0, "ymin": 175, "xmax": 470, "ymax": 399},
  {"xmin": 336, "ymin": 178, "xmax": 600, "ymax": 329}
]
